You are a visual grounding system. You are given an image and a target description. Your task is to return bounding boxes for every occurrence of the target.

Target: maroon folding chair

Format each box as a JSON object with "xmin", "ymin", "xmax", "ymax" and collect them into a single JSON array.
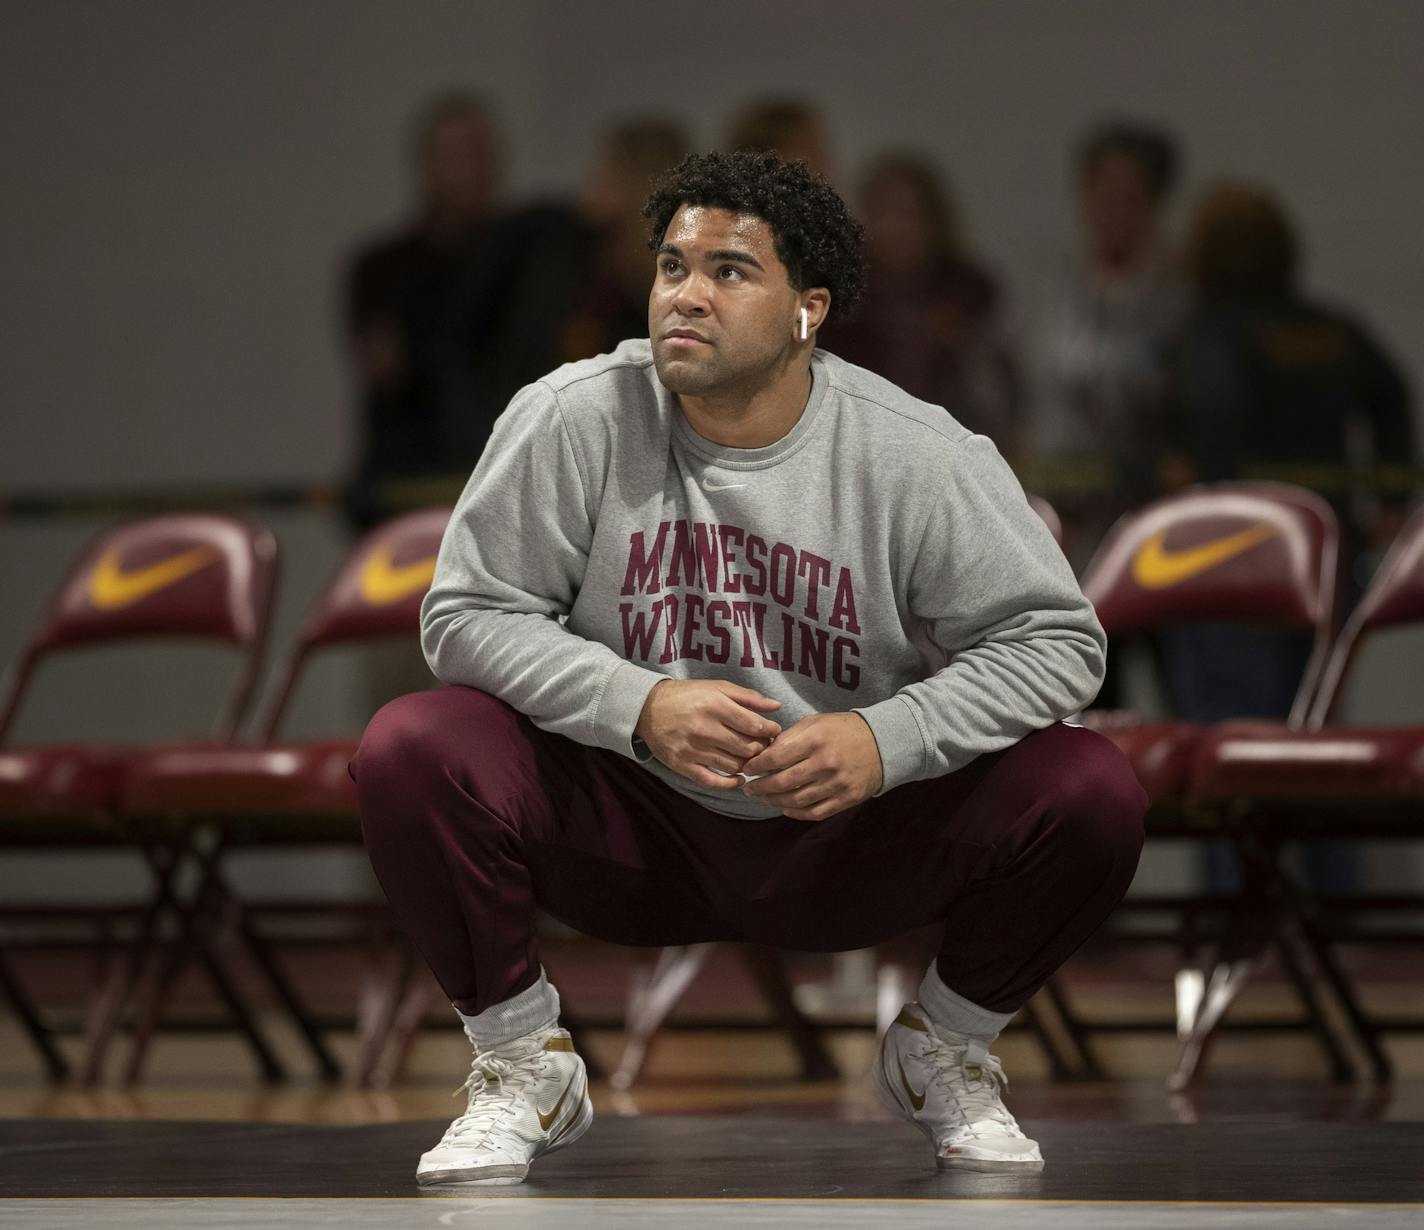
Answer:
[
  {"xmin": 0, "ymin": 514, "xmax": 277, "ymax": 1082},
  {"xmin": 116, "ymin": 507, "xmax": 449, "ymax": 1086},
  {"xmin": 1074, "ymin": 482, "xmax": 1342, "ymax": 1086},
  {"xmin": 1189, "ymin": 502, "xmax": 1424, "ymax": 1082}
]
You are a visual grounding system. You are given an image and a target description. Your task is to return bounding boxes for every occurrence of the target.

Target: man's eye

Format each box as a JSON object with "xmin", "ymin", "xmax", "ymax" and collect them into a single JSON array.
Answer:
[
  {"xmin": 662, "ymin": 259, "xmax": 682, "ymax": 275},
  {"xmin": 718, "ymin": 266, "xmax": 744, "ymax": 281}
]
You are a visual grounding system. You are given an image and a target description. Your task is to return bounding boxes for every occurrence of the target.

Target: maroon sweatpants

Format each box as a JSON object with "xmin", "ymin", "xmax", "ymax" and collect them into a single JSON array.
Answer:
[{"xmin": 352, "ymin": 686, "xmax": 1146, "ymax": 1016}]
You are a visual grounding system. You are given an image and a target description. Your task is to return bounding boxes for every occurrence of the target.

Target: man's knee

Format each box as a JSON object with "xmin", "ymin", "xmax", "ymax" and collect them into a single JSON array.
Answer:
[
  {"xmin": 1042, "ymin": 728, "xmax": 1149, "ymax": 875},
  {"xmin": 352, "ymin": 686, "xmax": 512, "ymax": 799}
]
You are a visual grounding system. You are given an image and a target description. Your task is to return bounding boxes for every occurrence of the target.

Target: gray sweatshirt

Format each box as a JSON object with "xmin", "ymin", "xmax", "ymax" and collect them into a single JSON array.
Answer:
[{"xmin": 422, "ymin": 338, "xmax": 1105, "ymax": 820}]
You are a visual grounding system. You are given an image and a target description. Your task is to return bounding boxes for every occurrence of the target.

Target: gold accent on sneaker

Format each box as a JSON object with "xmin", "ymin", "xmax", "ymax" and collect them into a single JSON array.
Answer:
[
  {"xmin": 895, "ymin": 1008, "xmax": 929, "ymax": 1033},
  {"xmin": 537, "ymin": 1075, "xmax": 576, "ymax": 1131},
  {"xmin": 895, "ymin": 1052, "xmax": 927, "ymax": 1111},
  {"xmin": 546, "ymin": 1090, "xmax": 588, "ymax": 1146},
  {"xmin": 543, "ymin": 1037, "xmax": 576, "ymax": 1053}
]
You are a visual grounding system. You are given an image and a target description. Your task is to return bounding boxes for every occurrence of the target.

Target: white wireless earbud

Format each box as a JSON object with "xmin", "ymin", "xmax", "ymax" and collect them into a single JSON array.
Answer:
[{"xmin": 799, "ymin": 307, "xmax": 808, "ymax": 341}]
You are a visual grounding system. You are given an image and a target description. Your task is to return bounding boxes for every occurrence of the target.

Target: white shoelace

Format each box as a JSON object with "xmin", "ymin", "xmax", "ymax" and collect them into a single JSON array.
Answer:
[
  {"xmin": 921, "ymin": 1027, "xmax": 1020, "ymax": 1137},
  {"xmin": 441, "ymin": 1037, "xmax": 548, "ymax": 1146}
]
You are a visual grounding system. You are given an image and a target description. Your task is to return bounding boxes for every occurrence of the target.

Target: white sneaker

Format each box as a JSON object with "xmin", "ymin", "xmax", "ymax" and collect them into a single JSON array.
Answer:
[
  {"xmin": 416, "ymin": 1024, "xmax": 592, "ymax": 1186},
  {"xmin": 873, "ymin": 1002, "xmax": 1044, "ymax": 1172}
]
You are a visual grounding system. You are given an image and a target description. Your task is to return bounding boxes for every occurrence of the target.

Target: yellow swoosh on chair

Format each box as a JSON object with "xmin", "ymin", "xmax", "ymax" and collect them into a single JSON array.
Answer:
[
  {"xmin": 87, "ymin": 546, "xmax": 222, "ymax": 610},
  {"xmin": 1132, "ymin": 522, "xmax": 1279, "ymax": 590},
  {"xmin": 358, "ymin": 547, "xmax": 437, "ymax": 605}
]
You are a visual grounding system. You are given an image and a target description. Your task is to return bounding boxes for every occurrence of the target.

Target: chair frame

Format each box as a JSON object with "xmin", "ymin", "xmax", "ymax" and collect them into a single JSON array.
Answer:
[{"xmin": 0, "ymin": 513, "xmax": 278, "ymax": 1083}]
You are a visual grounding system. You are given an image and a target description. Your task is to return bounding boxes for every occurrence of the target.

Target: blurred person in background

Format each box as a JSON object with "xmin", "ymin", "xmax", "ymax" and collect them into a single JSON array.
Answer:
[
  {"xmin": 1033, "ymin": 120, "xmax": 1186, "ymax": 571},
  {"xmin": 726, "ymin": 97, "xmax": 834, "ymax": 180},
  {"xmin": 340, "ymin": 91, "xmax": 508, "ymax": 709},
  {"xmin": 475, "ymin": 117, "xmax": 691, "ymax": 379},
  {"xmin": 1159, "ymin": 181, "xmax": 1415, "ymax": 893},
  {"xmin": 558, "ymin": 119, "xmax": 693, "ymax": 362},
  {"xmin": 343, "ymin": 92, "xmax": 508, "ymax": 532},
  {"xmin": 828, "ymin": 152, "xmax": 1025, "ymax": 461},
  {"xmin": 1162, "ymin": 181, "xmax": 1415, "ymax": 595}
]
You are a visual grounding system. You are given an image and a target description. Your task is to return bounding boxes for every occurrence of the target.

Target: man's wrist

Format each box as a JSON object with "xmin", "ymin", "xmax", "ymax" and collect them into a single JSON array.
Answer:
[{"xmin": 634, "ymin": 678, "xmax": 666, "ymax": 743}]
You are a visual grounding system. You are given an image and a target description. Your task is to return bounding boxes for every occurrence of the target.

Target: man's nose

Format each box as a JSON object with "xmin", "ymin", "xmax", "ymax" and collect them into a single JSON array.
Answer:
[{"xmin": 671, "ymin": 270, "xmax": 712, "ymax": 316}]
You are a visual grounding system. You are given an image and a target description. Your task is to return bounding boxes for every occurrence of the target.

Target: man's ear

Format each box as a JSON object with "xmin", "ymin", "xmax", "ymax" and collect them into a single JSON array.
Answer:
[{"xmin": 801, "ymin": 287, "xmax": 832, "ymax": 336}]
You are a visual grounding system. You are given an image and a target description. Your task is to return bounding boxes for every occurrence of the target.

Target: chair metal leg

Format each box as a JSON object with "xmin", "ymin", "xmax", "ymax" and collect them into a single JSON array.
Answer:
[
  {"xmin": 1272, "ymin": 922, "xmax": 1356, "ymax": 1083},
  {"xmin": 371, "ymin": 970, "xmax": 439, "ymax": 1089},
  {"xmin": 874, "ymin": 961, "xmax": 917, "ymax": 1037},
  {"xmin": 1042, "ymin": 978, "xmax": 1106, "ymax": 1080},
  {"xmin": 201, "ymin": 866, "xmax": 342, "ymax": 1082},
  {"xmin": 1015, "ymin": 997, "xmax": 1077, "ymax": 1082},
  {"xmin": 738, "ymin": 945, "xmax": 839, "ymax": 1081},
  {"xmin": 1233, "ymin": 826, "xmax": 1360, "ymax": 1084},
  {"xmin": 1170, "ymin": 841, "xmax": 1284, "ymax": 1091},
  {"xmin": 1294, "ymin": 908, "xmax": 1393, "ymax": 1083},
  {"xmin": 0, "ymin": 945, "xmax": 68, "ymax": 1082},
  {"xmin": 122, "ymin": 834, "xmax": 287, "ymax": 1085},
  {"xmin": 79, "ymin": 835, "xmax": 186, "ymax": 1085},
  {"xmin": 355, "ymin": 944, "xmax": 415, "ymax": 1088},
  {"xmin": 1167, "ymin": 954, "xmax": 1259, "ymax": 1091},
  {"xmin": 229, "ymin": 899, "xmax": 343, "ymax": 1082},
  {"xmin": 611, "ymin": 944, "xmax": 714, "ymax": 1090}
]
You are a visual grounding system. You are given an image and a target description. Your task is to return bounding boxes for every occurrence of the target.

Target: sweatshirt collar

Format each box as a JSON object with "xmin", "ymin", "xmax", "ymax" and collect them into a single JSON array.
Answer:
[{"xmin": 666, "ymin": 350, "xmax": 831, "ymax": 470}]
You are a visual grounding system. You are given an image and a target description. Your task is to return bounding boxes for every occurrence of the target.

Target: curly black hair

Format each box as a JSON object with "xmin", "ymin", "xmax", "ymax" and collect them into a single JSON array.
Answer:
[{"xmin": 642, "ymin": 150, "xmax": 866, "ymax": 317}]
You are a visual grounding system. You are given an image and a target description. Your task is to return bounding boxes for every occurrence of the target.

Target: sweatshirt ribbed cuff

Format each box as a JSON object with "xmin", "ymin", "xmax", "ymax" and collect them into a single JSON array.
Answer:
[
  {"xmin": 593, "ymin": 660, "xmax": 666, "ymax": 760},
  {"xmin": 457, "ymin": 968, "xmax": 560, "ymax": 1049},
  {"xmin": 852, "ymin": 695, "xmax": 926, "ymax": 794}
]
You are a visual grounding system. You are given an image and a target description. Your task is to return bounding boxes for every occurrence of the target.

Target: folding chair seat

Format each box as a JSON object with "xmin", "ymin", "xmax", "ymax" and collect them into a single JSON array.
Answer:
[
  {"xmin": 123, "ymin": 740, "xmax": 358, "ymax": 819},
  {"xmin": 115, "ymin": 507, "xmax": 449, "ymax": 1084},
  {"xmin": 1192, "ymin": 722, "xmax": 1424, "ymax": 802},
  {"xmin": 0, "ymin": 513, "xmax": 277, "ymax": 1081},
  {"xmin": 0, "ymin": 746, "xmax": 129, "ymax": 821}
]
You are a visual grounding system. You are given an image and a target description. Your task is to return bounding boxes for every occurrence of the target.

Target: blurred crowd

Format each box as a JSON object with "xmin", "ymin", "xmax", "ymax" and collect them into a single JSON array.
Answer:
[{"xmin": 341, "ymin": 92, "xmax": 1416, "ymax": 601}]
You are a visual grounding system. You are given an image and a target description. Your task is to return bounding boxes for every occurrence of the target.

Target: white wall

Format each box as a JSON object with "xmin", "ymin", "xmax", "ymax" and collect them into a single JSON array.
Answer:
[{"xmin": 2, "ymin": 0, "xmax": 1421, "ymax": 498}]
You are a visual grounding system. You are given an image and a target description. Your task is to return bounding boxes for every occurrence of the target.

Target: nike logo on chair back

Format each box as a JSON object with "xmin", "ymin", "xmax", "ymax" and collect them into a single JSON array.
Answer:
[
  {"xmin": 1131, "ymin": 522, "xmax": 1279, "ymax": 590},
  {"xmin": 87, "ymin": 546, "xmax": 222, "ymax": 611},
  {"xmin": 359, "ymin": 547, "xmax": 438, "ymax": 605}
]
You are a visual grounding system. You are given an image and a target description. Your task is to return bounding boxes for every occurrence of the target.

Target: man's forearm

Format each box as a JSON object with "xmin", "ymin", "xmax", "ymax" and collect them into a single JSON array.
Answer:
[
  {"xmin": 422, "ymin": 605, "xmax": 664, "ymax": 758},
  {"xmin": 854, "ymin": 627, "xmax": 1104, "ymax": 793}
]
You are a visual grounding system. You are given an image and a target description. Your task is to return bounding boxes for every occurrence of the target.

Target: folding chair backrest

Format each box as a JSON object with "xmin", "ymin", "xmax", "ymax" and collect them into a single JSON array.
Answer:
[
  {"xmin": 0, "ymin": 513, "xmax": 278, "ymax": 743},
  {"xmin": 258, "ymin": 507, "xmax": 450, "ymax": 738},
  {"xmin": 1082, "ymin": 483, "xmax": 1337, "ymax": 632},
  {"xmin": 1308, "ymin": 502, "xmax": 1424, "ymax": 727},
  {"xmin": 1080, "ymin": 483, "xmax": 1338, "ymax": 725}
]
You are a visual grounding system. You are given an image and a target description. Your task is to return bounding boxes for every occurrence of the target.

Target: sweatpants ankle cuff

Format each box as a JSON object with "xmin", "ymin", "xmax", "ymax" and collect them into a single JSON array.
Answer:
[{"xmin": 456, "ymin": 968, "xmax": 560, "ymax": 1049}]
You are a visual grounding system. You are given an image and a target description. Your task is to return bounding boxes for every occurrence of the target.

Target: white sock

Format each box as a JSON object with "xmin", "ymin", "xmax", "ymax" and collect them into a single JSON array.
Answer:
[
  {"xmin": 456, "ymin": 967, "xmax": 560, "ymax": 1050},
  {"xmin": 916, "ymin": 962, "xmax": 1013, "ymax": 1042}
]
